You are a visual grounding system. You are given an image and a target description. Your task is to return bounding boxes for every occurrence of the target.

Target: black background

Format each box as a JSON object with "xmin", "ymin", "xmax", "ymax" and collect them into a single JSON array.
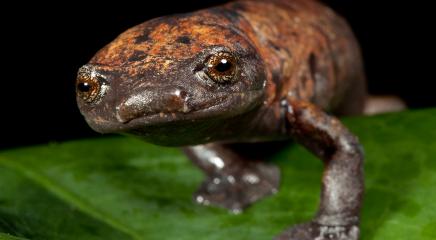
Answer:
[{"xmin": 1, "ymin": 1, "xmax": 433, "ymax": 149}]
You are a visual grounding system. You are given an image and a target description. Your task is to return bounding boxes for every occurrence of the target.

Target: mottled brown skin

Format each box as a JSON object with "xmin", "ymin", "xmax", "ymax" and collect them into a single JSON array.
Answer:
[{"xmin": 76, "ymin": 0, "xmax": 366, "ymax": 239}]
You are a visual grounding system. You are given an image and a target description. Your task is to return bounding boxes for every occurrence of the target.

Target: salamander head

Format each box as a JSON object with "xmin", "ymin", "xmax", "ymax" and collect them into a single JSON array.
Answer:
[{"xmin": 76, "ymin": 12, "xmax": 267, "ymax": 146}]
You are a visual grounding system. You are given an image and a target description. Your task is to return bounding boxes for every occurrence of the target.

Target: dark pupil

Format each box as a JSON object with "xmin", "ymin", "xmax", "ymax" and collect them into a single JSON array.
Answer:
[
  {"xmin": 215, "ymin": 58, "xmax": 232, "ymax": 73},
  {"xmin": 78, "ymin": 82, "xmax": 91, "ymax": 92}
]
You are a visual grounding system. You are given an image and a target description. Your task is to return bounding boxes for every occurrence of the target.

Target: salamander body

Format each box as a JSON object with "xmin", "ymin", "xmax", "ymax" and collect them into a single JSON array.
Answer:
[{"xmin": 76, "ymin": 1, "xmax": 367, "ymax": 239}]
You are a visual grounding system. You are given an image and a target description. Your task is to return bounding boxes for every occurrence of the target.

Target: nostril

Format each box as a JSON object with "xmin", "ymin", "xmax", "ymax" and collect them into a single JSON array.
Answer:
[
  {"xmin": 169, "ymin": 89, "xmax": 191, "ymax": 113},
  {"xmin": 173, "ymin": 89, "xmax": 188, "ymax": 100}
]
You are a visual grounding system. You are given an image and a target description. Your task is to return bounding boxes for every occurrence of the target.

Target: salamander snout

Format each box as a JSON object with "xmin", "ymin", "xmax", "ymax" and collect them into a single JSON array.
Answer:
[{"xmin": 116, "ymin": 86, "xmax": 191, "ymax": 123}]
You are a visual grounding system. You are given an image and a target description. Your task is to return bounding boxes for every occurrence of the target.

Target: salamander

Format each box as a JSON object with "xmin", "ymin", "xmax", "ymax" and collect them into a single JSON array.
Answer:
[{"xmin": 76, "ymin": 0, "xmax": 370, "ymax": 239}]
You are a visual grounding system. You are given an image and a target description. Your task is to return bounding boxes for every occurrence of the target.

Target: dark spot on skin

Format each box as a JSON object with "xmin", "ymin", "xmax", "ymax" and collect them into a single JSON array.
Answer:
[
  {"xmin": 271, "ymin": 68, "xmax": 283, "ymax": 102},
  {"xmin": 308, "ymin": 53, "xmax": 317, "ymax": 79},
  {"xmin": 135, "ymin": 33, "xmax": 150, "ymax": 44},
  {"xmin": 271, "ymin": 69, "xmax": 281, "ymax": 86},
  {"xmin": 128, "ymin": 50, "xmax": 147, "ymax": 62},
  {"xmin": 268, "ymin": 41, "xmax": 281, "ymax": 51},
  {"xmin": 160, "ymin": 46, "xmax": 168, "ymax": 52},
  {"xmin": 193, "ymin": 62, "xmax": 204, "ymax": 72},
  {"xmin": 134, "ymin": 18, "xmax": 167, "ymax": 44},
  {"xmin": 176, "ymin": 35, "xmax": 191, "ymax": 44}
]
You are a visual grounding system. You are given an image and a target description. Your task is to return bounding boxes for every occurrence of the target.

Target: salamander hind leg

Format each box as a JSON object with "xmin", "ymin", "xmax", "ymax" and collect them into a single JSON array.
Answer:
[{"xmin": 183, "ymin": 143, "xmax": 280, "ymax": 213}]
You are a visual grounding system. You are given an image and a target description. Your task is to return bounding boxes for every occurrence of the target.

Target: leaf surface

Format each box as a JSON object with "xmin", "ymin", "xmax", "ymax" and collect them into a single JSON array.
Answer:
[{"xmin": 1, "ymin": 109, "xmax": 435, "ymax": 239}]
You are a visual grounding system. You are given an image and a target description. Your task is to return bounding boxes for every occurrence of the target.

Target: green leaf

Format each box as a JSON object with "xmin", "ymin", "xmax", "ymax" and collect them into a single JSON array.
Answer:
[
  {"xmin": 0, "ymin": 233, "xmax": 28, "ymax": 240},
  {"xmin": 1, "ymin": 109, "xmax": 435, "ymax": 240}
]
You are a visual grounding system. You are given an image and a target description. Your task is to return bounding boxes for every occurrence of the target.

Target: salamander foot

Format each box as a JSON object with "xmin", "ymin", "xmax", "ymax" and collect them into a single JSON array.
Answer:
[
  {"xmin": 275, "ymin": 222, "xmax": 359, "ymax": 240},
  {"xmin": 193, "ymin": 161, "xmax": 280, "ymax": 213}
]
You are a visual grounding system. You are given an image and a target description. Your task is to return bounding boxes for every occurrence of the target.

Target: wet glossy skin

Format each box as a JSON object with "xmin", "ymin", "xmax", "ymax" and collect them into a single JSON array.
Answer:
[
  {"xmin": 77, "ymin": 0, "xmax": 366, "ymax": 239},
  {"xmin": 77, "ymin": 11, "xmax": 269, "ymax": 146}
]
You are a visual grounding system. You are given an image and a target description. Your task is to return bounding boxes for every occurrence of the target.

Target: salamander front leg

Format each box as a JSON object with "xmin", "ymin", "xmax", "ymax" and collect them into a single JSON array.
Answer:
[
  {"xmin": 276, "ymin": 100, "xmax": 364, "ymax": 240},
  {"xmin": 183, "ymin": 143, "xmax": 279, "ymax": 213}
]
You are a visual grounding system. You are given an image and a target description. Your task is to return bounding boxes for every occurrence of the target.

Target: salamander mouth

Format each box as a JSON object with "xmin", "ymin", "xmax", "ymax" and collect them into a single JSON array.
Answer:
[{"xmin": 86, "ymin": 90, "xmax": 264, "ymax": 134}]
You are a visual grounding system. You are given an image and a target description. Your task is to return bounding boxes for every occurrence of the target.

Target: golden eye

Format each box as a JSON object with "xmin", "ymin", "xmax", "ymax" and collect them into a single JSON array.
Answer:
[
  {"xmin": 76, "ymin": 70, "xmax": 103, "ymax": 103},
  {"xmin": 205, "ymin": 52, "xmax": 237, "ymax": 83}
]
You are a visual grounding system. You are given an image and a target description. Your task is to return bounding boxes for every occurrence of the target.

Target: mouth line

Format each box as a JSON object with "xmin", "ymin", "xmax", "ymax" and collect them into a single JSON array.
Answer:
[{"xmin": 114, "ymin": 90, "xmax": 264, "ymax": 131}]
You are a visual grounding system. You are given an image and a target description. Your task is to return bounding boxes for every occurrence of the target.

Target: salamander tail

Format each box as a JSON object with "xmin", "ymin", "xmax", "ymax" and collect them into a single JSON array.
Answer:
[{"xmin": 364, "ymin": 95, "xmax": 406, "ymax": 115}]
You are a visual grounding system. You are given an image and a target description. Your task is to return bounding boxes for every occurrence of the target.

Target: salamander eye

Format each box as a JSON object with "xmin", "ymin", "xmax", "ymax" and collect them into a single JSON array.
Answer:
[
  {"xmin": 76, "ymin": 68, "xmax": 105, "ymax": 104},
  {"xmin": 205, "ymin": 52, "xmax": 237, "ymax": 83}
]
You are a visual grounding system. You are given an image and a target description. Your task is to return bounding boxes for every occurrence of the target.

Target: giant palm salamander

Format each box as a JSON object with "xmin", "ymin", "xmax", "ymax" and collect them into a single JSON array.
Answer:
[{"xmin": 76, "ymin": 0, "xmax": 402, "ymax": 239}]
